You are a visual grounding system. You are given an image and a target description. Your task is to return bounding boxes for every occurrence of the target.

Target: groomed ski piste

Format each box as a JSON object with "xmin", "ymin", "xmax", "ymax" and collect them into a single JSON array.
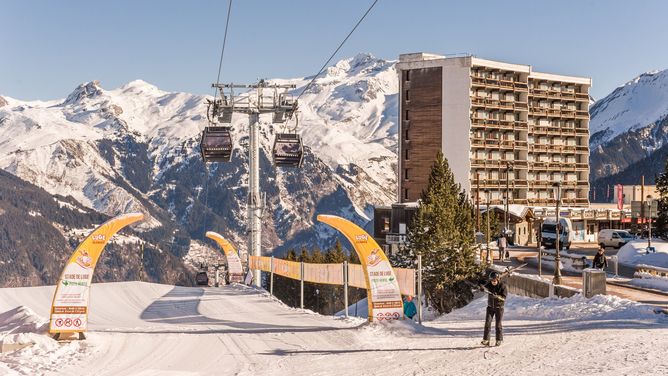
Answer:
[{"xmin": 1, "ymin": 282, "xmax": 668, "ymax": 376}]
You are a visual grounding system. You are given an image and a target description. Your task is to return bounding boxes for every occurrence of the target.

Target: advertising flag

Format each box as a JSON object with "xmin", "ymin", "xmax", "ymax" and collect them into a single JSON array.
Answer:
[
  {"xmin": 317, "ymin": 215, "xmax": 403, "ymax": 322},
  {"xmin": 206, "ymin": 231, "xmax": 244, "ymax": 281},
  {"xmin": 49, "ymin": 213, "xmax": 144, "ymax": 335}
]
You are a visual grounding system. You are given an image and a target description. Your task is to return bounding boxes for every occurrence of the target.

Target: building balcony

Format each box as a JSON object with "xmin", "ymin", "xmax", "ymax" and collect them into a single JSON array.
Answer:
[
  {"xmin": 471, "ymin": 117, "xmax": 528, "ymax": 130},
  {"xmin": 470, "ymin": 158, "xmax": 519, "ymax": 168}
]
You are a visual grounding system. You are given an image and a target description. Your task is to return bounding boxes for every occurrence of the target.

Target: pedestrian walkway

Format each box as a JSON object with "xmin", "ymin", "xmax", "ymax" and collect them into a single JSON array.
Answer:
[{"xmin": 505, "ymin": 247, "xmax": 668, "ymax": 310}]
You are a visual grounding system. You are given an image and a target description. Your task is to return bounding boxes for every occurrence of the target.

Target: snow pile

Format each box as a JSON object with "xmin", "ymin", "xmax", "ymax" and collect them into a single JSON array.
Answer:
[
  {"xmin": 446, "ymin": 293, "xmax": 663, "ymax": 322},
  {"xmin": 617, "ymin": 240, "xmax": 668, "ymax": 268},
  {"xmin": 0, "ymin": 306, "xmax": 85, "ymax": 375},
  {"xmin": 630, "ymin": 272, "xmax": 668, "ymax": 292}
]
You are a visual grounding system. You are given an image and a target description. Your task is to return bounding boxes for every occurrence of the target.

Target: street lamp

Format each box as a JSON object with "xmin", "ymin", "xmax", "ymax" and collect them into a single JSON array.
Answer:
[
  {"xmin": 504, "ymin": 162, "xmax": 514, "ymax": 241},
  {"xmin": 552, "ymin": 182, "xmax": 562, "ymax": 285},
  {"xmin": 647, "ymin": 195, "xmax": 654, "ymax": 252},
  {"xmin": 485, "ymin": 189, "xmax": 492, "ymax": 265}
]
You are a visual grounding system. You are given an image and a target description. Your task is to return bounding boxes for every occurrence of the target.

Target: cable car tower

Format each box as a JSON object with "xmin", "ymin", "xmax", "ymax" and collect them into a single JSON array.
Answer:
[{"xmin": 202, "ymin": 80, "xmax": 299, "ymax": 287}]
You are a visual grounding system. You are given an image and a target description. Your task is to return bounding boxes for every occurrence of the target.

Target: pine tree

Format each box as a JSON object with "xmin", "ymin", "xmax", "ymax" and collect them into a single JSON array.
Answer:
[
  {"xmin": 655, "ymin": 158, "xmax": 668, "ymax": 237},
  {"xmin": 396, "ymin": 151, "xmax": 481, "ymax": 314},
  {"xmin": 481, "ymin": 210, "xmax": 501, "ymax": 241}
]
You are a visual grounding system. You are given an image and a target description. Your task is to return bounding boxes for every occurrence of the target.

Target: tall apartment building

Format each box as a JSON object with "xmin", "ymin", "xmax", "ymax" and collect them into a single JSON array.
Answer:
[{"xmin": 396, "ymin": 53, "xmax": 591, "ymax": 207}]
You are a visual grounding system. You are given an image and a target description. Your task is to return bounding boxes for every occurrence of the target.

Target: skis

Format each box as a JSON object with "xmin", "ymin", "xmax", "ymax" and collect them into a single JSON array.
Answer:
[{"xmin": 466, "ymin": 263, "xmax": 528, "ymax": 295}]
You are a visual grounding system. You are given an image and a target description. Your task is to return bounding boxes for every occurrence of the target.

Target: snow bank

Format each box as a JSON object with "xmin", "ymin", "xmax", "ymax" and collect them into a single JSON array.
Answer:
[
  {"xmin": 617, "ymin": 240, "xmax": 668, "ymax": 268},
  {"xmin": 630, "ymin": 272, "xmax": 668, "ymax": 292},
  {"xmin": 446, "ymin": 293, "xmax": 663, "ymax": 322},
  {"xmin": 0, "ymin": 306, "xmax": 86, "ymax": 375}
]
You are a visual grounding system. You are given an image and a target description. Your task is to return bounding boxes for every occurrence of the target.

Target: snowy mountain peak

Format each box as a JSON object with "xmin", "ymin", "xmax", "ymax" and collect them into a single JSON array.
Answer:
[
  {"xmin": 589, "ymin": 68, "xmax": 668, "ymax": 147},
  {"xmin": 327, "ymin": 53, "xmax": 393, "ymax": 78},
  {"xmin": 118, "ymin": 79, "xmax": 164, "ymax": 96},
  {"xmin": 63, "ymin": 80, "xmax": 104, "ymax": 105}
]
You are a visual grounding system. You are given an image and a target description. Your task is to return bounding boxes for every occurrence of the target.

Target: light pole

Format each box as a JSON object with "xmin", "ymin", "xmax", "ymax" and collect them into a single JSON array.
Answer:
[
  {"xmin": 552, "ymin": 182, "xmax": 562, "ymax": 285},
  {"xmin": 485, "ymin": 189, "xmax": 492, "ymax": 265},
  {"xmin": 505, "ymin": 162, "xmax": 514, "ymax": 241},
  {"xmin": 647, "ymin": 195, "xmax": 654, "ymax": 251}
]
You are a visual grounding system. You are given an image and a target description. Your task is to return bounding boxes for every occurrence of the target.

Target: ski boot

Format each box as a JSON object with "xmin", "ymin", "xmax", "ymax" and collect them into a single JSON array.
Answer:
[
  {"xmin": 495, "ymin": 340, "xmax": 503, "ymax": 347},
  {"xmin": 481, "ymin": 340, "xmax": 490, "ymax": 346}
]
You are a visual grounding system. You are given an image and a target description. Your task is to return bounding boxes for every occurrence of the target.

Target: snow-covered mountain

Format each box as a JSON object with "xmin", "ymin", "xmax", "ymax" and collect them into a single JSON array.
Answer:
[
  {"xmin": 0, "ymin": 54, "xmax": 399, "ymax": 266},
  {"xmin": 589, "ymin": 68, "xmax": 668, "ymax": 198},
  {"xmin": 590, "ymin": 69, "xmax": 668, "ymax": 148}
]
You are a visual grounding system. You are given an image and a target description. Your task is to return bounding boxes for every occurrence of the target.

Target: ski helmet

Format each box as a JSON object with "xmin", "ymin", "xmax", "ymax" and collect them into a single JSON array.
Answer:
[{"xmin": 489, "ymin": 271, "xmax": 500, "ymax": 280}]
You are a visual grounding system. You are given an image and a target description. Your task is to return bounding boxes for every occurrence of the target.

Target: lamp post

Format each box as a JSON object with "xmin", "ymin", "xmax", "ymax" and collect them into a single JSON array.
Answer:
[
  {"xmin": 647, "ymin": 195, "xmax": 653, "ymax": 251},
  {"xmin": 552, "ymin": 182, "xmax": 562, "ymax": 285},
  {"xmin": 485, "ymin": 189, "xmax": 492, "ymax": 265},
  {"xmin": 504, "ymin": 162, "xmax": 514, "ymax": 241}
]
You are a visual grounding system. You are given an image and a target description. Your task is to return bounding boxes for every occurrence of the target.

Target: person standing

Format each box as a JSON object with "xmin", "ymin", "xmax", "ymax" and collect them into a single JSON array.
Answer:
[
  {"xmin": 593, "ymin": 246, "xmax": 608, "ymax": 270},
  {"xmin": 480, "ymin": 271, "xmax": 507, "ymax": 346},
  {"xmin": 403, "ymin": 295, "xmax": 417, "ymax": 320},
  {"xmin": 497, "ymin": 235, "xmax": 508, "ymax": 262}
]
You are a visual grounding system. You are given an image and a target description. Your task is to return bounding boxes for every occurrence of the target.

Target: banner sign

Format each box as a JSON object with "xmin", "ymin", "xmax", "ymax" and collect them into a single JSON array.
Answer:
[
  {"xmin": 347, "ymin": 263, "xmax": 367, "ymax": 289},
  {"xmin": 49, "ymin": 213, "xmax": 144, "ymax": 335},
  {"xmin": 303, "ymin": 263, "xmax": 343, "ymax": 285},
  {"xmin": 250, "ymin": 257, "xmax": 416, "ymax": 300},
  {"xmin": 206, "ymin": 232, "xmax": 244, "ymax": 281},
  {"xmin": 616, "ymin": 184, "xmax": 623, "ymax": 210},
  {"xmin": 272, "ymin": 259, "xmax": 302, "ymax": 280},
  {"xmin": 317, "ymin": 215, "xmax": 403, "ymax": 322}
]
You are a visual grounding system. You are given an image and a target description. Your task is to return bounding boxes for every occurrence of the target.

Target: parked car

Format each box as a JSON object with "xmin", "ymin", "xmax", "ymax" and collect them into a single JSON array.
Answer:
[{"xmin": 598, "ymin": 229, "xmax": 634, "ymax": 249}]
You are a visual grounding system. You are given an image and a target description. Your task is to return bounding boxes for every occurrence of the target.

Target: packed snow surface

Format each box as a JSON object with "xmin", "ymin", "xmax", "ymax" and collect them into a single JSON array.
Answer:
[
  {"xmin": 1, "ymin": 282, "xmax": 667, "ymax": 375},
  {"xmin": 617, "ymin": 239, "xmax": 668, "ymax": 268}
]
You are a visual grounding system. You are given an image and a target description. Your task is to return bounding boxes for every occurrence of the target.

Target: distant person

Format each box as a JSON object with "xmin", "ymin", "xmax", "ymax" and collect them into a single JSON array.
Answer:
[
  {"xmin": 403, "ymin": 295, "xmax": 417, "ymax": 320},
  {"xmin": 497, "ymin": 235, "xmax": 507, "ymax": 262},
  {"xmin": 593, "ymin": 247, "xmax": 608, "ymax": 270},
  {"xmin": 480, "ymin": 271, "xmax": 507, "ymax": 346}
]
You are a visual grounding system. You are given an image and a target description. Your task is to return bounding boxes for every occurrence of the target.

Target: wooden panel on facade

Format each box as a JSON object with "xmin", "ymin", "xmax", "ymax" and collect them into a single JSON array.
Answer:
[{"xmin": 400, "ymin": 67, "xmax": 442, "ymax": 202}]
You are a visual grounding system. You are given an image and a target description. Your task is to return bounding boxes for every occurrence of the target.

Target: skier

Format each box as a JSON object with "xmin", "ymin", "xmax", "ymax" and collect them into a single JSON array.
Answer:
[
  {"xmin": 403, "ymin": 295, "xmax": 417, "ymax": 320},
  {"xmin": 497, "ymin": 235, "xmax": 507, "ymax": 262},
  {"xmin": 592, "ymin": 246, "xmax": 608, "ymax": 270},
  {"xmin": 480, "ymin": 271, "xmax": 507, "ymax": 346}
]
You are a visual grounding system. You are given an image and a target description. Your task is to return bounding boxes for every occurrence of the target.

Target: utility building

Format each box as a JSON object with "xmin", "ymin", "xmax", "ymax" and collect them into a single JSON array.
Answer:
[{"xmin": 396, "ymin": 53, "xmax": 591, "ymax": 207}]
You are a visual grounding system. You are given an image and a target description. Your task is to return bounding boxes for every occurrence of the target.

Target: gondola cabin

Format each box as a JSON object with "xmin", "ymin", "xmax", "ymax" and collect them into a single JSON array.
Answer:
[
  {"xmin": 195, "ymin": 271, "xmax": 209, "ymax": 286},
  {"xmin": 272, "ymin": 133, "xmax": 303, "ymax": 167},
  {"xmin": 200, "ymin": 126, "xmax": 233, "ymax": 162}
]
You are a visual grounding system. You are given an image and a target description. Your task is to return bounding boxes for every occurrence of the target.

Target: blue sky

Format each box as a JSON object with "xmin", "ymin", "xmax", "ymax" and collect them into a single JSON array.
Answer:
[{"xmin": 2, "ymin": 0, "xmax": 667, "ymax": 100}]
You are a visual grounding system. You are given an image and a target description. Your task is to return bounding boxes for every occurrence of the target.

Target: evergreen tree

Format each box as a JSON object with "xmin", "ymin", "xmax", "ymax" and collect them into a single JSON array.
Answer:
[
  {"xmin": 480, "ymin": 210, "xmax": 501, "ymax": 241},
  {"xmin": 396, "ymin": 151, "xmax": 481, "ymax": 314},
  {"xmin": 655, "ymin": 158, "xmax": 668, "ymax": 237},
  {"xmin": 326, "ymin": 240, "xmax": 347, "ymax": 263}
]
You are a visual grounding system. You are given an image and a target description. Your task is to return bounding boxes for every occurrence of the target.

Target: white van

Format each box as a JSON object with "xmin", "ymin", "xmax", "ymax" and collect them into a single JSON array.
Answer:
[
  {"xmin": 541, "ymin": 218, "xmax": 573, "ymax": 250},
  {"xmin": 598, "ymin": 229, "xmax": 634, "ymax": 249}
]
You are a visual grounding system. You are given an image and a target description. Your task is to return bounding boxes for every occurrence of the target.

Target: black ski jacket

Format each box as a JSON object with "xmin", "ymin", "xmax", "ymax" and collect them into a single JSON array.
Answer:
[
  {"xmin": 593, "ymin": 253, "xmax": 607, "ymax": 269},
  {"xmin": 484, "ymin": 280, "xmax": 507, "ymax": 309}
]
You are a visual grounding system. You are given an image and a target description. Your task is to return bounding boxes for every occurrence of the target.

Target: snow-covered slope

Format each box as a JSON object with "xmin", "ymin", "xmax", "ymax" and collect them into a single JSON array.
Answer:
[
  {"xmin": 589, "ymin": 68, "xmax": 668, "ymax": 191},
  {"xmin": 590, "ymin": 69, "xmax": 668, "ymax": 148},
  {"xmin": 0, "ymin": 54, "xmax": 399, "ymax": 259},
  {"xmin": 1, "ymin": 282, "xmax": 667, "ymax": 375}
]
